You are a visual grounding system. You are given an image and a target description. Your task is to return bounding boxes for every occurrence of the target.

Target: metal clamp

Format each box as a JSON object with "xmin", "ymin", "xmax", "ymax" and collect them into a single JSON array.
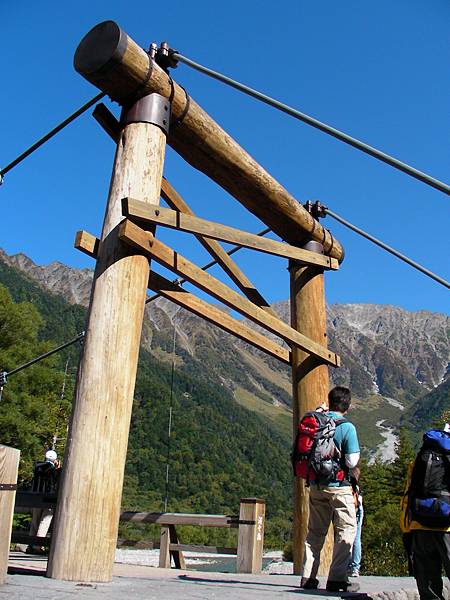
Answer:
[
  {"xmin": 304, "ymin": 200, "xmax": 328, "ymax": 220},
  {"xmin": 121, "ymin": 93, "xmax": 171, "ymax": 136},
  {"xmin": 0, "ymin": 483, "xmax": 17, "ymax": 491}
]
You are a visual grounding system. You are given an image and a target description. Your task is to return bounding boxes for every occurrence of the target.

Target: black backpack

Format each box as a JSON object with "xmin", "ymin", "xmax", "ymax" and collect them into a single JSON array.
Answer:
[
  {"xmin": 31, "ymin": 460, "xmax": 59, "ymax": 494},
  {"xmin": 407, "ymin": 429, "xmax": 450, "ymax": 528}
]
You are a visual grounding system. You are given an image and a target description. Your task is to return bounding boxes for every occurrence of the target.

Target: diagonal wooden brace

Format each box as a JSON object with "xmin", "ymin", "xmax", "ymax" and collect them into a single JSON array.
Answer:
[{"xmin": 118, "ymin": 219, "xmax": 340, "ymax": 367}]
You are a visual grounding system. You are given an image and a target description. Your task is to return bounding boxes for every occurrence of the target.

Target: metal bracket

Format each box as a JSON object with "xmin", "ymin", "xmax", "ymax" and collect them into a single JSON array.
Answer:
[
  {"xmin": 121, "ymin": 93, "xmax": 171, "ymax": 136},
  {"xmin": 304, "ymin": 200, "xmax": 328, "ymax": 220},
  {"xmin": 152, "ymin": 41, "xmax": 179, "ymax": 72},
  {"xmin": 0, "ymin": 483, "xmax": 17, "ymax": 491}
]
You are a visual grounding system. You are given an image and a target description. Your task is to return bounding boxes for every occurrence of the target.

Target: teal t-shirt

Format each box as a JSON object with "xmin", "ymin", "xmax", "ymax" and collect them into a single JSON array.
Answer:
[{"xmin": 313, "ymin": 411, "xmax": 360, "ymax": 487}]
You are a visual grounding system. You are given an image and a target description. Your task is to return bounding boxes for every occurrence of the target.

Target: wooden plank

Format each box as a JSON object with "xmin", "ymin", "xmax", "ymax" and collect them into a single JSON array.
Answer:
[
  {"xmin": 119, "ymin": 220, "xmax": 340, "ymax": 367},
  {"xmin": 169, "ymin": 525, "xmax": 186, "ymax": 569},
  {"xmin": 92, "ymin": 103, "xmax": 120, "ymax": 142},
  {"xmin": 169, "ymin": 544, "xmax": 237, "ymax": 555},
  {"xmin": 160, "ymin": 178, "xmax": 277, "ymax": 315},
  {"xmin": 74, "ymin": 231, "xmax": 290, "ymax": 364},
  {"xmin": 148, "ymin": 272, "xmax": 290, "ymax": 365},
  {"xmin": 47, "ymin": 109, "xmax": 168, "ymax": 583},
  {"xmin": 0, "ymin": 445, "xmax": 20, "ymax": 585},
  {"xmin": 159, "ymin": 526, "xmax": 171, "ymax": 568},
  {"xmin": 74, "ymin": 21, "xmax": 344, "ymax": 261},
  {"xmin": 116, "ymin": 538, "xmax": 156, "ymax": 549},
  {"xmin": 236, "ymin": 498, "xmax": 265, "ymax": 574},
  {"xmin": 120, "ymin": 511, "xmax": 235, "ymax": 528},
  {"xmin": 74, "ymin": 230, "xmax": 99, "ymax": 259},
  {"xmin": 124, "ymin": 198, "xmax": 339, "ymax": 270}
]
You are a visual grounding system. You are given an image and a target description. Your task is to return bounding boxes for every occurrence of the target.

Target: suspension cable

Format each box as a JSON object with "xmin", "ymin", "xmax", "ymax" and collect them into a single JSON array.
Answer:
[
  {"xmin": 171, "ymin": 51, "xmax": 450, "ymax": 197},
  {"xmin": 145, "ymin": 226, "xmax": 271, "ymax": 304},
  {"xmin": 3, "ymin": 332, "xmax": 84, "ymax": 379},
  {"xmin": 0, "ymin": 93, "xmax": 105, "ymax": 183},
  {"xmin": 324, "ymin": 207, "xmax": 450, "ymax": 289}
]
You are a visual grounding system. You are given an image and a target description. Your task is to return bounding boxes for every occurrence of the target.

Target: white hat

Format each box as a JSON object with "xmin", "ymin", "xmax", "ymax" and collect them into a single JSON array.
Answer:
[{"xmin": 45, "ymin": 450, "xmax": 57, "ymax": 462}]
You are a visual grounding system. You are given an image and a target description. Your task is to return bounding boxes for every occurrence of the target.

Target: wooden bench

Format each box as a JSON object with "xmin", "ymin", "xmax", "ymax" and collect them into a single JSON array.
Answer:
[{"xmin": 13, "ymin": 495, "xmax": 265, "ymax": 573}]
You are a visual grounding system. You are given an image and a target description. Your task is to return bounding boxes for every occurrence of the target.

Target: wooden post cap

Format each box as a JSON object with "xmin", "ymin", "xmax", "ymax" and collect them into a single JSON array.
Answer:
[
  {"xmin": 240, "ymin": 498, "xmax": 266, "ymax": 505},
  {"xmin": 74, "ymin": 20, "xmax": 127, "ymax": 77}
]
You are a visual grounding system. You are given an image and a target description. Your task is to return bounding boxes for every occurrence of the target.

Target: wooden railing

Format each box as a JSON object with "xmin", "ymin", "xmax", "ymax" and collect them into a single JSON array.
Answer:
[
  {"xmin": 0, "ymin": 445, "xmax": 20, "ymax": 585},
  {"xmin": 12, "ymin": 494, "xmax": 265, "ymax": 574}
]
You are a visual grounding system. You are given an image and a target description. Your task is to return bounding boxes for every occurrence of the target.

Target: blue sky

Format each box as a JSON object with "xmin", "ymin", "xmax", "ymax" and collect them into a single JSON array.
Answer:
[{"xmin": 1, "ymin": 1, "xmax": 449, "ymax": 314}]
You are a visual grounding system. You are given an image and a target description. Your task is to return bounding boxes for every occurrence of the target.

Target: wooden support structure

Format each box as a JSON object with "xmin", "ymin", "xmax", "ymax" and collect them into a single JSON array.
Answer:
[
  {"xmin": 119, "ymin": 219, "xmax": 340, "ymax": 367},
  {"xmin": 0, "ymin": 445, "xmax": 20, "ymax": 585},
  {"xmin": 74, "ymin": 21, "xmax": 344, "ymax": 260},
  {"xmin": 57, "ymin": 22, "xmax": 344, "ymax": 584},
  {"xmin": 47, "ymin": 93, "xmax": 169, "ymax": 582},
  {"xmin": 236, "ymin": 498, "xmax": 265, "ymax": 574},
  {"xmin": 290, "ymin": 242, "xmax": 333, "ymax": 575},
  {"xmin": 159, "ymin": 525, "xmax": 186, "ymax": 569},
  {"xmin": 89, "ymin": 104, "xmax": 276, "ymax": 312},
  {"xmin": 123, "ymin": 198, "xmax": 339, "ymax": 269},
  {"xmin": 148, "ymin": 272, "xmax": 291, "ymax": 364},
  {"xmin": 160, "ymin": 178, "xmax": 276, "ymax": 315},
  {"xmin": 74, "ymin": 231, "xmax": 290, "ymax": 364}
]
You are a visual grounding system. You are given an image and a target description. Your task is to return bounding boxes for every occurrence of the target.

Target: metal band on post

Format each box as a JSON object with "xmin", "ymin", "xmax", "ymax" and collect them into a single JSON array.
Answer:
[{"xmin": 121, "ymin": 93, "xmax": 171, "ymax": 136}]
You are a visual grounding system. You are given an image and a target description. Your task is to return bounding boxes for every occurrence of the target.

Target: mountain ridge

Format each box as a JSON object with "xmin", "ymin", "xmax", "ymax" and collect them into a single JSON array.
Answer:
[{"xmin": 1, "ymin": 248, "xmax": 449, "ymax": 458}]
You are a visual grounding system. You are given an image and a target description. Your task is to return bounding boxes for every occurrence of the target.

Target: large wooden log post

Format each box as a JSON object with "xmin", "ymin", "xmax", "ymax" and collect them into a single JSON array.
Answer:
[
  {"xmin": 47, "ymin": 93, "xmax": 169, "ymax": 582},
  {"xmin": 290, "ymin": 241, "xmax": 332, "ymax": 576},
  {"xmin": 0, "ymin": 445, "xmax": 20, "ymax": 585},
  {"xmin": 73, "ymin": 21, "xmax": 344, "ymax": 261}
]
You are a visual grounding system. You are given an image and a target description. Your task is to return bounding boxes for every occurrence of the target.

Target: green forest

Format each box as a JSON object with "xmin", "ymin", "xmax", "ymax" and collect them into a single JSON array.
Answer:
[{"xmin": 0, "ymin": 258, "xmax": 447, "ymax": 574}]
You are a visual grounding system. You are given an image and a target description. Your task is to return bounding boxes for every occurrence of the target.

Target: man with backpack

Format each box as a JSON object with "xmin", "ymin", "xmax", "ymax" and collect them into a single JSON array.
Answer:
[
  {"xmin": 400, "ymin": 428, "xmax": 450, "ymax": 600},
  {"xmin": 27, "ymin": 449, "xmax": 61, "ymax": 554},
  {"xmin": 293, "ymin": 386, "xmax": 360, "ymax": 593}
]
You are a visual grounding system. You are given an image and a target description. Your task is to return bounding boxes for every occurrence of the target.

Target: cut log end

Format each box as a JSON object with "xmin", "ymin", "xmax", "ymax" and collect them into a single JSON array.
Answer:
[{"xmin": 74, "ymin": 20, "xmax": 128, "ymax": 76}]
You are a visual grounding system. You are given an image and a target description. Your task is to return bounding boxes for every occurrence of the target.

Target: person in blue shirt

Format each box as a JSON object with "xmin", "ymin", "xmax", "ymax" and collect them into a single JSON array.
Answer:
[{"xmin": 300, "ymin": 386, "xmax": 361, "ymax": 593}]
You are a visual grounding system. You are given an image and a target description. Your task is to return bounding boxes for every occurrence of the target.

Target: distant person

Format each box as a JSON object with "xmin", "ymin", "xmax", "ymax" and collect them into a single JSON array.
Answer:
[
  {"xmin": 401, "ymin": 428, "xmax": 450, "ymax": 600},
  {"xmin": 298, "ymin": 386, "xmax": 361, "ymax": 593},
  {"xmin": 348, "ymin": 479, "xmax": 363, "ymax": 577},
  {"xmin": 27, "ymin": 449, "xmax": 61, "ymax": 554}
]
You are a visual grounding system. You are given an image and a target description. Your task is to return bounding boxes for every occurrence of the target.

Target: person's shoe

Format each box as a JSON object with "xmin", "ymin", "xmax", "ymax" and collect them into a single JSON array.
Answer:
[
  {"xmin": 326, "ymin": 580, "xmax": 360, "ymax": 592},
  {"xmin": 300, "ymin": 577, "xmax": 319, "ymax": 589},
  {"xmin": 349, "ymin": 569, "xmax": 360, "ymax": 577}
]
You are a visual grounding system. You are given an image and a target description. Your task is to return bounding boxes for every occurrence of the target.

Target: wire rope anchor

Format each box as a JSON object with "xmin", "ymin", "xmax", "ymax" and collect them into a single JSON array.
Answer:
[
  {"xmin": 304, "ymin": 200, "xmax": 328, "ymax": 221},
  {"xmin": 152, "ymin": 41, "xmax": 179, "ymax": 72}
]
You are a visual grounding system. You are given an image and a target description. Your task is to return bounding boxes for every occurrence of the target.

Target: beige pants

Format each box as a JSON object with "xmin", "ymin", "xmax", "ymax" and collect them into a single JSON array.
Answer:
[{"xmin": 302, "ymin": 485, "xmax": 357, "ymax": 581}]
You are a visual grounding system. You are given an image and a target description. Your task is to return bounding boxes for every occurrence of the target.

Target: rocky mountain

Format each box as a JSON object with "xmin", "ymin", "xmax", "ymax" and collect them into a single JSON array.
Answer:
[{"xmin": 1, "ymin": 248, "xmax": 449, "ymax": 459}]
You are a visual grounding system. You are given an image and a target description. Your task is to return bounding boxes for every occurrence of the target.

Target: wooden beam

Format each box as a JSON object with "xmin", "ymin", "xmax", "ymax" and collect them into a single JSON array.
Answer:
[
  {"xmin": 148, "ymin": 271, "xmax": 290, "ymax": 364},
  {"xmin": 74, "ymin": 21, "xmax": 344, "ymax": 261},
  {"xmin": 120, "ymin": 511, "xmax": 236, "ymax": 528},
  {"xmin": 47, "ymin": 100, "xmax": 168, "ymax": 583},
  {"xmin": 90, "ymin": 111, "xmax": 276, "ymax": 311},
  {"xmin": 119, "ymin": 219, "xmax": 340, "ymax": 367},
  {"xmin": 0, "ymin": 445, "xmax": 20, "ymax": 585},
  {"xmin": 123, "ymin": 198, "xmax": 339, "ymax": 270},
  {"xmin": 92, "ymin": 103, "xmax": 120, "ymax": 142},
  {"xmin": 290, "ymin": 243, "xmax": 334, "ymax": 576},
  {"xmin": 95, "ymin": 119, "xmax": 278, "ymax": 313},
  {"xmin": 168, "ymin": 525, "xmax": 186, "ymax": 569},
  {"xmin": 74, "ymin": 230, "xmax": 99, "ymax": 259},
  {"xmin": 74, "ymin": 232, "xmax": 288, "ymax": 363},
  {"xmin": 161, "ymin": 178, "xmax": 277, "ymax": 316}
]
